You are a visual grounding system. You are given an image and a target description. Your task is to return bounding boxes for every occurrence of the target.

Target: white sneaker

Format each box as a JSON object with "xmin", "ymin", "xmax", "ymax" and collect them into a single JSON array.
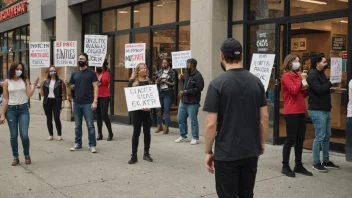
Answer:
[
  {"xmin": 70, "ymin": 144, "xmax": 82, "ymax": 151},
  {"xmin": 190, "ymin": 139, "xmax": 198, "ymax": 145},
  {"xmin": 57, "ymin": 136, "xmax": 62, "ymax": 141},
  {"xmin": 175, "ymin": 136, "xmax": 190, "ymax": 143},
  {"xmin": 46, "ymin": 136, "xmax": 53, "ymax": 141},
  {"xmin": 90, "ymin": 147, "xmax": 97, "ymax": 153}
]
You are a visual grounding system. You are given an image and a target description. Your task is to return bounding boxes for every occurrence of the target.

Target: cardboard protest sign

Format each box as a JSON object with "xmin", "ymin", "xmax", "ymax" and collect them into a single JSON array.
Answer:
[
  {"xmin": 330, "ymin": 57, "xmax": 342, "ymax": 84},
  {"xmin": 249, "ymin": 53, "xmax": 275, "ymax": 91},
  {"xmin": 84, "ymin": 35, "xmax": 108, "ymax": 67},
  {"xmin": 54, "ymin": 41, "xmax": 77, "ymax": 66},
  {"xmin": 125, "ymin": 43, "xmax": 146, "ymax": 68},
  {"xmin": 29, "ymin": 42, "xmax": 50, "ymax": 68},
  {"xmin": 171, "ymin": 50, "xmax": 191, "ymax": 69},
  {"xmin": 124, "ymin": 85, "xmax": 161, "ymax": 111}
]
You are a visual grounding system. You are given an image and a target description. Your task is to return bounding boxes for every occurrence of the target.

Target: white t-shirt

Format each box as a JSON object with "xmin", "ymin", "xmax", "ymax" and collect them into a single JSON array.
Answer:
[
  {"xmin": 347, "ymin": 80, "xmax": 352, "ymax": 117},
  {"xmin": 160, "ymin": 70, "xmax": 169, "ymax": 90},
  {"xmin": 48, "ymin": 80, "xmax": 56, "ymax": 98}
]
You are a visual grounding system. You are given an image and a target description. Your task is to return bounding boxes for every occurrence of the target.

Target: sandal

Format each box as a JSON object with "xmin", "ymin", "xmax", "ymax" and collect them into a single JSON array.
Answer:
[
  {"xmin": 12, "ymin": 157, "xmax": 19, "ymax": 166},
  {"xmin": 25, "ymin": 156, "xmax": 31, "ymax": 165}
]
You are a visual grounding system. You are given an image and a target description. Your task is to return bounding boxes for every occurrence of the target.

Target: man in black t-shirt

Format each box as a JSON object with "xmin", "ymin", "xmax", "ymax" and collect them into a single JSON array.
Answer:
[
  {"xmin": 203, "ymin": 38, "xmax": 269, "ymax": 198},
  {"xmin": 69, "ymin": 53, "xmax": 99, "ymax": 153}
]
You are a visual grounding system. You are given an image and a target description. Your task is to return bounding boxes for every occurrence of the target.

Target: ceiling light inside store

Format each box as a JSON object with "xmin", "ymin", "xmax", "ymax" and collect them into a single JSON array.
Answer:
[
  {"xmin": 157, "ymin": 4, "xmax": 163, "ymax": 7},
  {"xmin": 134, "ymin": 10, "xmax": 140, "ymax": 13},
  {"xmin": 338, "ymin": 0, "xmax": 348, "ymax": 2},
  {"xmin": 340, "ymin": 20, "xmax": 348, "ymax": 23},
  {"xmin": 118, "ymin": 11, "xmax": 128, "ymax": 14},
  {"xmin": 298, "ymin": 0, "xmax": 327, "ymax": 4}
]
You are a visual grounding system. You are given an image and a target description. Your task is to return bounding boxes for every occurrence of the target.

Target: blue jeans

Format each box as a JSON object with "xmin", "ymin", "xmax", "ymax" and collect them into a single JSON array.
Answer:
[
  {"xmin": 346, "ymin": 117, "xmax": 352, "ymax": 161},
  {"xmin": 157, "ymin": 90, "xmax": 173, "ymax": 127},
  {"xmin": 177, "ymin": 101, "xmax": 200, "ymax": 140},
  {"xmin": 308, "ymin": 110, "xmax": 331, "ymax": 164},
  {"xmin": 6, "ymin": 103, "xmax": 30, "ymax": 157},
  {"xmin": 73, "ymin": 103, "xmax": 97, "ymax": 147}
]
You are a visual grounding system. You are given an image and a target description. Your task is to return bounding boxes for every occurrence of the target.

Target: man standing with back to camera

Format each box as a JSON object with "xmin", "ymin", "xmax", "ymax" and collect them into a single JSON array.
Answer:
[{"xmin": 203, "ymin": 38, "xmax": 269, "ymax": 198}]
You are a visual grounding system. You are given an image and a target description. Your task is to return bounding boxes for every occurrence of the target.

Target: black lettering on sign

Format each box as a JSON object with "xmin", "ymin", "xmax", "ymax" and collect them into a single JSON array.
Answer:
[{"xmin": 56, "ymin": 49, "xmax": 76, "ymax": 60}]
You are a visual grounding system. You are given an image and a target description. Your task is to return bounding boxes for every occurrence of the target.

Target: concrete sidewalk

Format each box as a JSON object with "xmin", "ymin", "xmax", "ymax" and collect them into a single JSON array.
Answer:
[{"xmin": 0, "ymin": 115, "xmax": 351, "ymax": 198}]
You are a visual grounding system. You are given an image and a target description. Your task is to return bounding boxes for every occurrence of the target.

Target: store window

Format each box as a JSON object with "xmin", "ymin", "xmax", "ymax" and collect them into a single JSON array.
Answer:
[
  {"xmin": 249, "ymin": 0, "xmax": 284, "ymax": 20},
  {"xmin": 179, "ymin": 0, "xmax": 190, "ymax": 21},
  {"xmin": 117, "ymin": 7, "xmax": 131, "ymax": 30},
  {"xmin": 232, "ymin": 0, "xmax": 244, "ymax": 21},
  {"xmin": 153, "ymin": 0, "xmax": 176, "ymax": 25},
  {"xmin": 102, "ymin": 10, "xmax": 117, "ymax": 32},
  {"xmin": 134, "ymin": 3, "xmax": 150, "ymax": 28},
  {"xmin": 290, "ymin": 0, "xmax": 348, "ymax": 16},
  {"xmin": 101, "ymin": 0, "xmax": 134, "ymax": 9},
  {"xmin": 84, "ymin": 13, "xmax": 100, "ymax": 34}
]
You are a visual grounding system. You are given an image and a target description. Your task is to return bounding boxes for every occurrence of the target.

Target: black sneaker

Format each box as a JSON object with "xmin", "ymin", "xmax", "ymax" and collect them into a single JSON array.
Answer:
[
  {"xmin": 281, "ymin": 165, "xmax": 295, "ymax": 177},
  {"xmin": 107, "ymin": 133, "xmax": 114, "ymax": 141},
  {"xmin": 312, "ymin": 163, "xmax": 328, "ymax": 173},
  {"xmin": 97, "ymin": 134, "xmax": 103, "ymax": 141},
  {"xmin": 143, "ymin": 152, "xmax": 154, "ymax": 162},
  {"xmin": 322, "ymin": 161, "xmax": 340, "ymax": 170},
  {"xmin": 128, "ymin": 154, "xmax": 138, "ymax": 165},
  {"xmin": 294, "ymin": 164, "xmax": 313, "ymax": 176}
]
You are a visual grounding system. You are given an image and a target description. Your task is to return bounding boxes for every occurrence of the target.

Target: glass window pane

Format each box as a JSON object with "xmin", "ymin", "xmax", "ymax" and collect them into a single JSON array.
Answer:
[
  {"xmin": 2, "ymin": 55, "xmax": 7, "ymax": 80},
  {"xmin": 233, "ymin": 0, "xmax": 243, "ymax": 21},
  {"xmin": 0, "ymin": 34, "xmax": 3, "ymax": 53},
  {"xmin": 84, "ymin": 13, "xmax": 100, "ymax": 34},
  {"xmin": 15, "ymin": 28, "xmax": 20, "ymax": 51},
  {"xmin": 291, "ymin": 0, "xmax": 348, "ymax": 16},
  {"xmin": 8, "ymin": 53, "xmax": 13, "ymax": 68},
  {"xmin": 101, "ymin": 0, "xmax": 132, "ymax": 9},
  {"xmin": 21, "ymin": 26, "xmax": 26, "ymax": 49},
  {"xmin": 102, "ymin": 10, "xmax": 117, "ymax": 32},
  {"xmin": 153, "ymin": 0, "xmax": 176, "ymax": 25},
  {"xmin": 14, "ymin": 52, "xmax": 20, "ymax": 62},
  {"xmin": 179, "ymin": 0, "xmax": 190, "ymax": 21},
  {"xmin": 114, "ymin": 82, "xmax": 129, "ymax": 116},
  {"xmin": 134, "ymin": 32, "xmax": 149, "ymax": 67},
  {"xmin": 134, "ymin": 3, "xmax": 150, "ymax": 28},
  {"xmin": 115, "ymin": 34, "xmax": 130, "ymax": 80},
  {"xmin": 27, "ymin": 26, "xmax": 30, "ymax": 49},
  {"xmin": 3, "ymin": 33, "xmax": 8, "ymax": 53},
  {"xmin": 117, "ymin": 7, "xmax": 131, "ymax": 30},
  {"xmin": 249, "ymin": 0, "xmax": 284, "ymax": 20},
  {"xmin": 179, "ymin": 25, "xmax": 190, "ymax": 51},
  {"xmin": 8, "ymin": 31, "xmax": 13, "ymax": 52},
  {"xmin": 21, "ymin": 51, "xmax": 28, "ymax": 67}
]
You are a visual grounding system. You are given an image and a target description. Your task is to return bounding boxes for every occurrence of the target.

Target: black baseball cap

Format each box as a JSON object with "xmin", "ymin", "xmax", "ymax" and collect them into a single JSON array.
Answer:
[{"xmin": 221, "ymin": 38, "xmax": 242, "ymax": 58}]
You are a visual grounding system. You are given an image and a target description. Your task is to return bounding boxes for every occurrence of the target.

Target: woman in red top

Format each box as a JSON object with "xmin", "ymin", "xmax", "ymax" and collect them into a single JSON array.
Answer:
[
  {"xmin": 96, "ymin": 60, "xmax": 113, "ymax": 141},
  {"xmin": 281, "ymin": 54, "xmax": 312, "ymax": 177}
]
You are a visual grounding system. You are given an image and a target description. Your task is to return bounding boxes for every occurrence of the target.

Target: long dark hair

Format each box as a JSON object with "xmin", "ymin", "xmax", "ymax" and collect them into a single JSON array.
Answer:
[
  {"xmin": 8, "ymin": 62, "xmax": 28, "ymax": 80},
  {"xmin": 310, "ymin": 53, "xmax": 326, "ymax": 69},
  {"xmin": 47, "ymin": 66, "xmax": 60, "ymax": 80}
]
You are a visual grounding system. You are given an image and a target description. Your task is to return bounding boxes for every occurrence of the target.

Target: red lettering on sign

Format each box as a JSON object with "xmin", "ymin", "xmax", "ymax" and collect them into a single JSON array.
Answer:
[{"xmin": 0, "ymin": 0, "xmax": 27, "ymax": 23}]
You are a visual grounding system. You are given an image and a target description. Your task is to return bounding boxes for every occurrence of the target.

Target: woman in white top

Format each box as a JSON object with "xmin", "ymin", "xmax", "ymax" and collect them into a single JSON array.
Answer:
[
  {"xmin": 40, "ymin": 66, "xmax": 66, "ymax": 141},
  {"xmin": 0, "ymin": 62, "xmax": 39, "ymax": 166}
]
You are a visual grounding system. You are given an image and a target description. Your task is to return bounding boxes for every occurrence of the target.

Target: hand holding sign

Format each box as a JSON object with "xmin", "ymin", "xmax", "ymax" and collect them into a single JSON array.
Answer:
[{"xmin": 249, "ymin": 53, "xmax": 275, "ymax": 91}]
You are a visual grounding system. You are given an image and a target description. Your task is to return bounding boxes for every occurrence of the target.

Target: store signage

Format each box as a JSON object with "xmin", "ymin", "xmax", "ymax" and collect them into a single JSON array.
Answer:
[
  {"xmin": 124, "ymin": 85, "xmax": 161, "ymax": 112},
  {"xmin": 171, "ymin": 50, "xmax": 191, "ymax": 69},
  {"xmin": 332, "ymin": 35, "xmax": 346, "ymax": 51},
  {"xmin": 249, "ymin": 53, "xmax": 275, "ymax": 91},
  {"xmin": 256, "ymin": 32, "xmax": 268, "ymax": 52},
  {"xmin": 0, "ymin": 0, "xmax": 27, "ymax": 23}
]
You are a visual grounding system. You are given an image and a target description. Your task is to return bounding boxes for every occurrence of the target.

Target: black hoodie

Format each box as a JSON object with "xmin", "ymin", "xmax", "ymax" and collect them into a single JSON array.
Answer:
[{"xmin": 307, "ymin": 68, "xmax": 332, "ymax": 111}]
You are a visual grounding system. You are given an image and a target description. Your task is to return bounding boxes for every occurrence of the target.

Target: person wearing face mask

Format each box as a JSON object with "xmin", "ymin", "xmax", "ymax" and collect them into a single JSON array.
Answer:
[
  {"xmin": 40, "ymin": 66, "xmax": 67, "ymax": 141},
  {"xmin": 0, "ymin": 62, "xmax": 39, "ymax": 166},
  {"xmin": 307, "ymin": 53, "xmax": 340, "ymax": 172},
  {"xmin": 69, "ymin": 53, "xmax": 99, "ymax": 153},
  {"xmin": 175, "ymin": 58, "xmax": 204, "ymax": 145},
  {"xmin": 155, "ymin": 58, "xmax": 176, "ymax": 134},
  {"xmin": 280, "ymin": 54, "xmax": 313, "ymax": 178},
  {"xmin": 203, "ymin": 38, "xmax": 269, "ymax": 198},
  {"xmin": 96, "ymin": 60, "xmax": 113, "ymax": 141}
]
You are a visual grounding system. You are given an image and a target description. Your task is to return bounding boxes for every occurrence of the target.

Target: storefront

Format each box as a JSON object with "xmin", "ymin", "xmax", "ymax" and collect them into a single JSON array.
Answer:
[{"xmin": 229, "ymin": 0, "xmax": 352, "ymax": 152}]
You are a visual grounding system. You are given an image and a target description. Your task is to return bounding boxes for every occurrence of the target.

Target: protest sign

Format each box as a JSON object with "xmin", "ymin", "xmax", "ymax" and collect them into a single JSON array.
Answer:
[
  {"xmin": 171, "ymin": 50, "xmax": 191, "ymax": 69},
  {"xmin": 249, "ymin": 53, "xmax": 275, "ymax": 91},
  {"xmin": 84, "ymin": 35, "xmax": 107, "ymax": 67},
  {"xmin": 29, "ymin": 42, "xmax": 50, "ymax": 68},
  {"xmin": 330, "ymin": 57, "xmax": 342, "ymax": 84},
  {"xmin": 54, "ymin": 41, "xmax": 77, "ymax": 66},
  {"xmin": 125, "ymin": 43, "xmax": 146, "ymax": 68},
  {"xmin": 124, "ymin": 85, "xmax": 161, "ymax": 111}
]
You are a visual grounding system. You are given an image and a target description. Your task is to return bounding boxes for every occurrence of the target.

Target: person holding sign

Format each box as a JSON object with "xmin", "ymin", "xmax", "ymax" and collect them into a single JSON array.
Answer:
[
  {"xmin": 155, "ymin": 58, "xmax": 176, "ymax": 134},
  {"xmin": 96, "ymin": 60, "xmax": 114, "ymax": 141},
  {"xmin": 127, "ymin": 63, "xmax": 154, "ymax": 165},
  {"xmin": 280, "ymin": 54, "xmax": 312, "ymax": 178},
  {"xmin": 175, "ymin": 58, "xmax": 204, "ymax": 145},
  {"xmin": 0, "ymin": 62, "xmax": 39, "ymax": 166},
  {"xmin": 40, "ymin": 66, "xmax": 67, "ymax": 141},
  {"xmin": 69, "ymin": 53, "xmax": 99, "ymax": 153},
  {"xmin": 307, "ymin": 53, "xmax": 340, "ymax": 172}
]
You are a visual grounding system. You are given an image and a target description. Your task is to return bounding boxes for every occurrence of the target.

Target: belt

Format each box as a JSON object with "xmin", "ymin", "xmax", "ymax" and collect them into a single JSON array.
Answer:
[{"xmin": 8, "ymin": 103, "xmax": 28, "ymax": 109}]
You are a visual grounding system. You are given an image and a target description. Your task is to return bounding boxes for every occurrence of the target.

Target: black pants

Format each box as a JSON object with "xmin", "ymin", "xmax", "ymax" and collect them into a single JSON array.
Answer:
[
  {"xmin": 43, "ymin": 98, "xmax": 62, "ymax": 136},
  {"xmin": 97, "ymin": 97, "xmax": 113, "ymax": 137},
  {"xmin": 215, "ymin": 157, "xmax": 258, "ymax": 198},
  {"xmin": 131, "ymin": 110, "xmax": 151, "ymax": 154},
  {"xmin": 282, "ymin": 113, "xmax": 306, "ymax": 165}
]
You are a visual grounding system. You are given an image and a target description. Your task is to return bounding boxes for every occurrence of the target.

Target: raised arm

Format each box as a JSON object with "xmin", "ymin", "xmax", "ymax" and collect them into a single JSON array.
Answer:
[{"xmin": 26, "ymin": 78, "xmax": 39, "ymax": 98}]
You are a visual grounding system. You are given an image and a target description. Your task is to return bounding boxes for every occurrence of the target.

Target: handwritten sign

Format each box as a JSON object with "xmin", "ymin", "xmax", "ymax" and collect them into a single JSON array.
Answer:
[
  {"xmin": 330, "ymin": 57, "xmax": 342, "ymax": 84},
  {"xmin": 124, "ymin": 85, "xmax": 161, "ymax": 111},
  {"xmin": 84, "ymin": 35, "xmax": 107, "ymax": 67},
  {"xmin": 249, "ymin": 53, "xmax": 275, "ymax": 91},
  {"xmin": 171, "ymin": 50, "xmax": 191, "ymax": 69},
  {"xmin": 54, "ymin": 41, "xmax": 77, "ymax": 66},
  {"xmin": 29, "ymin": 42, "xmax": 50, "ymax": 68},
  {"xmin": 125, "ymin": 43, "xmax": 146, "ymax": 68}
]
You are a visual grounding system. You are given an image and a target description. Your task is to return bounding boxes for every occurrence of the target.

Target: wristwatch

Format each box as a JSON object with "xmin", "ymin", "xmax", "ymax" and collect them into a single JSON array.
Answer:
[{"xmin": 205, "ymin": 150, "xmax": 213, "ymax": 154}]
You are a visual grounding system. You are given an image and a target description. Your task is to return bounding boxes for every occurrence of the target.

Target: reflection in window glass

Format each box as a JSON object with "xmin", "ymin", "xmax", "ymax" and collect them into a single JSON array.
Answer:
[
  {"xmin": 21, "ymin": 26, "xmax": 26, "ymax": 49},
  {"xmin": 84, "ymin": 13, "xmax": 100, "ymax": 34},
  {"xmin": 27, "ymin": 26, "xmax": 30, "ymax": 49},
  {"xmin": 134, "ymin": 32, "xmax": 149, "ymax": 69},
  {"xmin": 8, "ymin": 53, "xmax": 13, "ymax": 69},
  {"xmin": 115, "ymin": 34, "xmax": 130, "ymax": 80},
  {"xmin": 153, "ymin": 0, "xmax": 176, "ymax": 25},
  {"xmin": 134, "ymin": 3, "xmax": 150, "ymax": 28},
  {"xmin": 290, "ymin": 0, "xmax": 348, "ymax": 16},
  {"xmin": 233, "ymin": 0, "xmax": 243, "ymax": 21},
  {"xmin": 114, "ymin": 82, "xmax": 129, "ymax": 116},
  {"xmin": 15, "ymin": 29, "xmax": 20, "ymax": 50},
  {"xmin": 102, "ymin": 10, "xmax": 117, "ymax": 32},
  {"xmin": 179, "ymin": 0, "xmax": 190, "ymax": 21},
  {"xmin": 8, "ymin": 31, "xmax": 13, "ymax": 52},
  {"xmin": 117, "ymin": 7, "xmax": 131, "ymax": 30},
  {"xmin": 21, "ymin": 51, "xmax": 28, "ymax": 68},
  {"xmin": 3, "ymin": 33, "xmax": 8, "ymax": 53},
  {"xmin": 14, "ymin": 52, "xmax": 20, "ymax": 62},
  {"xmin": 2, "ymin": 55, "xmax": 7, "ymax": 80},
  {"xmin": 249, "ymin": 0, "xmax": 284, "ymax": 20}
]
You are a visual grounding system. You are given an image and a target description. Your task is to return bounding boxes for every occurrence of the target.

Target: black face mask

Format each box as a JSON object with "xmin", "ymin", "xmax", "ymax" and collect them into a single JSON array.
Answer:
[
  {"xmin": 186, "ymin": 68, "xmax": 192, "ymax": 73},
  {"xmin": 96, "ymin": 68, "xmax": 102, "ymax": 73},
  {"xmin": 220, "ymin": 62, "xmax": 226, "ymax": 72},
  {"xmin": 324, "ymin": 65, "xmax": 329, "ymax": 70},
  {"xmin": 78, "ymin": 61, "xmax": 86, "ymax": 67}
]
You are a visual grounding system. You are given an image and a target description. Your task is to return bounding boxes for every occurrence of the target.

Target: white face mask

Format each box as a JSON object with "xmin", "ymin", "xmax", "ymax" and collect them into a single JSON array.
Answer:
[{"xmin": 292, "ymin": 62, "xmax": 300, "ymax": 71}]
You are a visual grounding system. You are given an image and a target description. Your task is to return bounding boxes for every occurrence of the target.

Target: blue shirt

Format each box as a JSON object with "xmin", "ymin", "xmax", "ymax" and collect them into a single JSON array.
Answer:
[{"xmin": 69, "ymin": 68, "xmax": 98, "ymax": 104}]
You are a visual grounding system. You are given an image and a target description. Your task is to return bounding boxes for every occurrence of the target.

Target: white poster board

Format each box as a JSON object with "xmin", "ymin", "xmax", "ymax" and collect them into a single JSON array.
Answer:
[
  {"xmin": 249, "ymin": 53, "xmax": 275, "ymax": 91},
  {"xmin": 29, "ymin": 42, "xmax": 50, "ymax": 68},
  {"xmin": 124, "ymin": 85, "xmax": 161, "ymax": 111},
  {"xmin": 84, "ymin": 35, "xmax": 108, "ymax": 67},
  {"xmin": 171, "ymin": 50, "xmax": 192, "ymax": 69},
  {"xmin": 330, "ymin": 57, "xmax": 342, "ymax": 84},
  {"xmin": 54, "ymin": 41, "xmax": 77, "ymax": 66},
  {"xmin": 125, "ymin": 43, "xmax": 146, "ymax": 68}
]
